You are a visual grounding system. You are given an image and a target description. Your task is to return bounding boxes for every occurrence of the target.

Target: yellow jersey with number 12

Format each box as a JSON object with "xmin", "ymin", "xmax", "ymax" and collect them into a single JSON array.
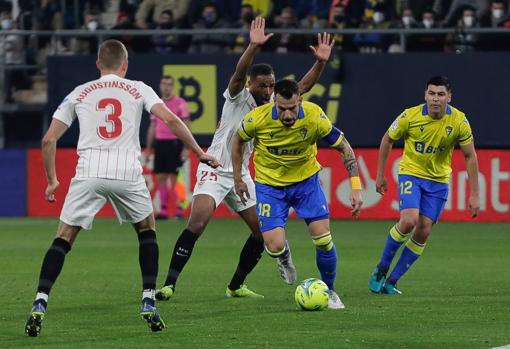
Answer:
[{"xmin": 388, "ymin": 104, "xmax": 473, "ymax": 183}]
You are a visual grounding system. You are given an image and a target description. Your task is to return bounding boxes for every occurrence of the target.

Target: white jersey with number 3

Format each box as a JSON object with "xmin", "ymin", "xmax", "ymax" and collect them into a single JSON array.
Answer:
[{"xmin": 53, "ymin": 74, "xmax": 163, "ymax": 181}]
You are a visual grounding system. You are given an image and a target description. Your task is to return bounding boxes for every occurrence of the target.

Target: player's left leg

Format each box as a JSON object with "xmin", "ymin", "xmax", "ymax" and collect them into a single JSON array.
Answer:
[
  {"xmin": 133, "ymin": 215, "xmax": 165, "ymax": 331},
  {"xmin": 383, "ymin": 215, "xmax": 433, "ymax": 294},
  {"xmin": 307, "ymin": 218, "xmax": 344, "ymax": 309},
  {"xmin": 108, "ymin": 178, "xmax": 164, "ymax": 331},
  {"xmin": 225, "ymin": 205, "xmax": 265, "ymax": 297},
  {"xmin": 383, "ymin": 181, "xmax": 447, "ymax": 294},
  {"xmin": 25, "ymin": 222, "xmax": 81, "ymax": 337}
]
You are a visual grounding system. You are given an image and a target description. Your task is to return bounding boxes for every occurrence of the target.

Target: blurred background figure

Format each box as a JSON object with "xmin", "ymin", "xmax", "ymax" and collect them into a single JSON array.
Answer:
[
  {"xmin": 231, "ymin": 4, "xmax": 255, "ymax": 54},
  {"xmin": 152, "ymin": 9, "xmax": 186, "ymax": 54},
  {"xmin": 145, "ymin": 75, "xmax": 190, "ymax": 219},
  {"xmin": 445, "ymin": 6, "xmax": 479, "ymax": 53},
  {"xmin": 407, "ymin": 9, "xmax": 445, "ymax": 51},
  {"xmin": 70, "ymin": 11, "xmax": 104, "ymax": 55},
  {"xmin": 135, "ymin": 0, "xmax": 191, "ymax": 28},
  {"xmin": 188, "ymin": 2, "xmax": 230, "ymax": 54},
  {"xmin": 266, "ymin": 6, "xmax": 310, "ymax": 53}
]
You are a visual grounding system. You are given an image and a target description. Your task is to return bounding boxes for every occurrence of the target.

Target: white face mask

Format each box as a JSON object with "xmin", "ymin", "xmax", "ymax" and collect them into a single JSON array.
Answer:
[
  {"xmin": 492, "ymin": 9, "xmax": 504, "ymax": 19},
  {"xmin": 373, "ymin": 12, "xmax": 385, "ymax": 24},
  {"xmin": 423, "ymin": 19, "xmax": 434, "ymax": 28},
  {"xmin": 1, "ymin": 19, "xmax": 12, "ymax": 30},
  {"xmin": 87, "ymin": 21, "xmax": 98, "ymax": 31},
  {"xmin": 402, "ymin": 16, "xmax": 413, "ymax": 26},
  {"xmin": 463, "ymin": 15, "xmax": 474, "ymax": 27}
]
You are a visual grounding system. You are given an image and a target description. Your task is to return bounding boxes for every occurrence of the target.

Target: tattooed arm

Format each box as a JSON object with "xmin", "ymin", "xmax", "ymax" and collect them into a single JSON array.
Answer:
[{"xmin": 336, "ymin": 137, "xmax": 363, "ymax": 216}]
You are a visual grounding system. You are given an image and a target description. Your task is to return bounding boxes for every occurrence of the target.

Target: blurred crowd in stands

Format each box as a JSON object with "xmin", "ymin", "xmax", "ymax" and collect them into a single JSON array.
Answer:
[{"xmin": 2, "ymin": 0, "xmax": 510, "ymax": 57}]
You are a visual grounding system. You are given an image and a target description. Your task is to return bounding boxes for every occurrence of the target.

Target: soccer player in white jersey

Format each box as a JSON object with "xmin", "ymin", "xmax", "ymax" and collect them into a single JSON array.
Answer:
[
  {"xmin": 156, "ymin": 18, "xmax": 334, "ymax": 301},
  {"xmin": 24, "ymin": 39, "xmax": 220, "ymax": 336}
]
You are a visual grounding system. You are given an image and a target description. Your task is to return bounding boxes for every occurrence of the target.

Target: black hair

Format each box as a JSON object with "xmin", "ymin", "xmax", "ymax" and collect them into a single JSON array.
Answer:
[
  {"xmin": 427, "ymin": 76, "xmax": 451, "ymax": 92},
  {"xmin": 274, "ymin": 79, "xmax": 299, "ymax": 99},
  {"xmin": 248, "ymin": 63, "xmax": 274, "ymax": 80},
  {"xmin": 161, "ymin": 75, "xmax": 174, "ymax": 82}
]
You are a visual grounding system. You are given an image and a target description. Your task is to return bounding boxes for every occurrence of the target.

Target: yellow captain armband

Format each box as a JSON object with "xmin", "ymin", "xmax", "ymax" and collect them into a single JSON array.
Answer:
[{"xmin": 350, "ymin": 176, "xmax": 362, "ymax": 190}]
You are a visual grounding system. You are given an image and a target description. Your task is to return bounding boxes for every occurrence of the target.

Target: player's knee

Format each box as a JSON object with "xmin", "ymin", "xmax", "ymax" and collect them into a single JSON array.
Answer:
[
  {"xmin": 399, "ymin": 217, "xmax": 418, "ymax": 233},
  {"xmin": 186, "ymin": 221, "xmax": 207, "ymax": 236},
  {"xmin": 264, "ymin": 242, "xmax": 286, "ymax": 257}
]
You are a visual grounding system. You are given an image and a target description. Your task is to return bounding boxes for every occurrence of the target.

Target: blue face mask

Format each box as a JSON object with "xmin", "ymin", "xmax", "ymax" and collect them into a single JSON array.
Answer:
[
  {"xmin": 203, "ymin": 14, "xmax": 216, "ymax": 24},
  {"xmin": 1, "ymin": 19, "xmax": 12, "ymax": 30}
]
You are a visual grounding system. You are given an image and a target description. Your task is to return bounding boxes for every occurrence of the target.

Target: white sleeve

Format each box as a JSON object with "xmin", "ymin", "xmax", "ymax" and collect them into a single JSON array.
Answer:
[
  {"xmin": 140, "ymin": 82, "xmax": 164, "ymax": 113},
  {"xmin": 52, "ymin": 92, "xmax": 77, "ymax": 127},
  {"xmin": 223, "ymin": 88, "xmax": 250, "ymax": 104}
]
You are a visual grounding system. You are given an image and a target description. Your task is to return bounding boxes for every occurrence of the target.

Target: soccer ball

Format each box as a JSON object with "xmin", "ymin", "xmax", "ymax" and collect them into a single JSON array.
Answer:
[{"xmin": 294, "ymin": 278, "xmax": 329, "ymax": 311}]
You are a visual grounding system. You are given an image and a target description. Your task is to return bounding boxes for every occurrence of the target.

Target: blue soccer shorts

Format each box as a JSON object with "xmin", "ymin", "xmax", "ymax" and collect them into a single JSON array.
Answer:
[
  {"xmin": 398, "ymin": 174, "xmax": 449, "ymax": 223},
  {"xmin": 255, "ymin": 173, "xmax": 329, "ymax": 233}
]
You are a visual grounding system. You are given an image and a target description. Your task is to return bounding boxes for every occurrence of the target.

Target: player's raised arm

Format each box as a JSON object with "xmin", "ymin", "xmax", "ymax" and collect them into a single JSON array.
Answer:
[
  {"xmin": 41, "ymin": 119, "xmax": 69, "ymax": 202},
  {"xmin": 460, "ymin": 142, "xmax": 480, "ymax": 218},
  {"xmin": 375, "ymin": 132, "xmax": 395, "ymax": 195},
  {"xmin": 150, "ymin": 103, "xmax": 221, "ymax": 168},
  {"xmin": 336, "ymin": 136, "xmax": 363, "ymax": 217},
  {"xmin": 297, "ymin": 32, "xmax": 334, "ymax": 95},
  {"xmin": 228, "ymin": 17, "xmax": 274, "ymax": 97}
]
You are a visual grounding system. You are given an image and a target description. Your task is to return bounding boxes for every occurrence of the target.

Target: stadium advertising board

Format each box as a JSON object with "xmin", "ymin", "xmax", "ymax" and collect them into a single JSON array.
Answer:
[
  {"xmin": 48, "ymin": 53, "xmax": 510, "ymax": 148},
  {"xmin": 26, "ymin": 149, "xmax": 510, "ymax": 222}
]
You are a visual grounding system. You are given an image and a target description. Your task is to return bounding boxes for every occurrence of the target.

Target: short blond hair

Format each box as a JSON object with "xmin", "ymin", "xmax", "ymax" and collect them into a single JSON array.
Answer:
[{"xmin": 97, "ymin": 39, "xmax": 128, "ymax": 70}]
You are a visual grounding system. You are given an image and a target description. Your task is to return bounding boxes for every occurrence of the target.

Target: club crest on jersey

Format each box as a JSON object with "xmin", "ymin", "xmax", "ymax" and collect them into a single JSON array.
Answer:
[
  {"xmin": 300, "ymin": 128, "xmax": 308, "ymax": 139},
  {"xmin": 445, "ymin": 126, "xmax": 453, "ymax": 136},
  {"xmin": 419, "ymin": 126, "xmax": 424, "ymax": 132},
  {"xmin": 269, "ymin": 131, "xmax": 274, "ymax": 138}
]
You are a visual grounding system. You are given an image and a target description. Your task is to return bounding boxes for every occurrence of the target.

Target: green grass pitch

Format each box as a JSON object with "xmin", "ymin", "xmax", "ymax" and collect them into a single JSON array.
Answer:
[{"xmin": 1, "ymin": 218, "xmax": 509, "ymax": 348}]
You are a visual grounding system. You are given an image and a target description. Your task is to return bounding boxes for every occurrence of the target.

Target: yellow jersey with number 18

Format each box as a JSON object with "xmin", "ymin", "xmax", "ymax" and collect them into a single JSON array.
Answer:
[{"xmin": 237, "ymin": 101, "xmax": 343, "ymax": 186}]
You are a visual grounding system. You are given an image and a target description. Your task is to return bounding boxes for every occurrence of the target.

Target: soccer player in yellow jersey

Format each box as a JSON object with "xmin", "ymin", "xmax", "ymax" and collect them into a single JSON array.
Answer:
[
  {"xmin": 369, "ymin": 76, "xmax": 480, "ymax": 295},
  {"xmin": 232, "ymin": 79, "xmax": 363, "ymax": 309}
]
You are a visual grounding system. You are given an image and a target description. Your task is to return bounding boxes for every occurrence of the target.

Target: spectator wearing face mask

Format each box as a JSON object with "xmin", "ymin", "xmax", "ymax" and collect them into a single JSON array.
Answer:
[
  {"xmin": 408, "ymin": 9, "xmax": 445, "ymax": 51},
  {"xmin": 152, "ymin": 9, "xmax": 186, "ymax": 54},
  {"xmin": 70, "ymin": 11, "xmax": 103, "ymax": 54},
  {"xmin": 0, "ymin": 11, "xmax": 30, "ymax": 103},
  {"xmin": 388, "ymin": 8, "xmax": 418, "ymax": 52},
  {"xmin": 231, "ymin": 4, "xmax": 255, "ymax": 54},
  {"xmin": 328, "ymin": 3, "xmax": 356, "ymax": 52},
  {"xmin": 353, "ymin": 3, "xmax": 392, "ymax": 53},
  {"xmin": 479, "ymin": 0, "xmax": 509, "ymax": 26},
  {"xmin": 445, "ymin": 6, "xmax": 479, "ymax": 52},
  {"xmin": 188, "ymin": 3, "xmax": 230, "ymax": 54},
  {"xmin": 478, "ymin": 0, "xmax": 510, "ymax": 49}
]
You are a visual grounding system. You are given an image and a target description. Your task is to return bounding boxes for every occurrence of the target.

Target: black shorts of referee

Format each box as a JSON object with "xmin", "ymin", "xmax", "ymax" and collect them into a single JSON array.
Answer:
[{"xmin": 153, "ymin": 139, "xmax": 184, "ymax": 174}]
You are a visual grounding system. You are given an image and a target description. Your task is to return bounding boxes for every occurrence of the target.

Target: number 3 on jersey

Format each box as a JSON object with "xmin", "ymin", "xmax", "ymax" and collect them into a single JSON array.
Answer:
[{"xmin": 97, "ymin": 98, "xmax": 122, "ymax": 139}]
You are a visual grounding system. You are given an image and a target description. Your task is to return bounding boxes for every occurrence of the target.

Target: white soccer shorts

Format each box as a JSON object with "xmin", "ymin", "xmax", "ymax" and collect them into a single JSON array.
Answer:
[
  {"xmin": 60, "ymin": 177, "xmax": 153, "ymax": 230},
  {"xmin": 192, "ymin": 169, "xmax": 256, "ymax": 212}
]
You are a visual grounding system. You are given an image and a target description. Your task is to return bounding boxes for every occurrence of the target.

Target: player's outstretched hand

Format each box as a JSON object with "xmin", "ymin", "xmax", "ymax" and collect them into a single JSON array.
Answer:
[
  {"xmin": 350, "ymin": 189, "xmax": 363, "ymax": 217},
  {"xmin": 375, "ymin": 176, "xmax": 387, "ymax": 195},
  {"xmin": 45, "ymin": 180, "xmax": 60, "ymax": 202},
  {"xmin": 250, "ymin": 17, "xmax": 273, "ymax": 46},
  {"xmin": 234, "ymin": 180, "xmax": 250, "ymax": 205},
  {"xmin": 469, "ymin": 194, "xmax": 480, "ymax": 218},
  {"xmin": 309, "ymin": 32, "xmax": 335, "ymax": 62},
  {"xmin": 199, "ymin": 154, "xmax": 221, "ymax": 169}
]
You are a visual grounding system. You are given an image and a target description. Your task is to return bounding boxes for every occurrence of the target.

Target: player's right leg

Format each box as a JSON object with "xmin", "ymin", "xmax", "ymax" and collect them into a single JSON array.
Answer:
[
  {"xmin": 156, "ymin": 194, "xmax": 217, "ymax": 301},
  {"xmin": 369, "ymin": 175, "xmax": 421, "ymax": 293},
  {"xmin": 132, "ymin": 215, "xmax": 165, "ymax": 331},
  {"xmin": 25, "ymin": 222, "xmax": 81, "ymax": 336},
  {"xmin": 25, "ymin": 178, "xmax": 104, "ymax": 336}
]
